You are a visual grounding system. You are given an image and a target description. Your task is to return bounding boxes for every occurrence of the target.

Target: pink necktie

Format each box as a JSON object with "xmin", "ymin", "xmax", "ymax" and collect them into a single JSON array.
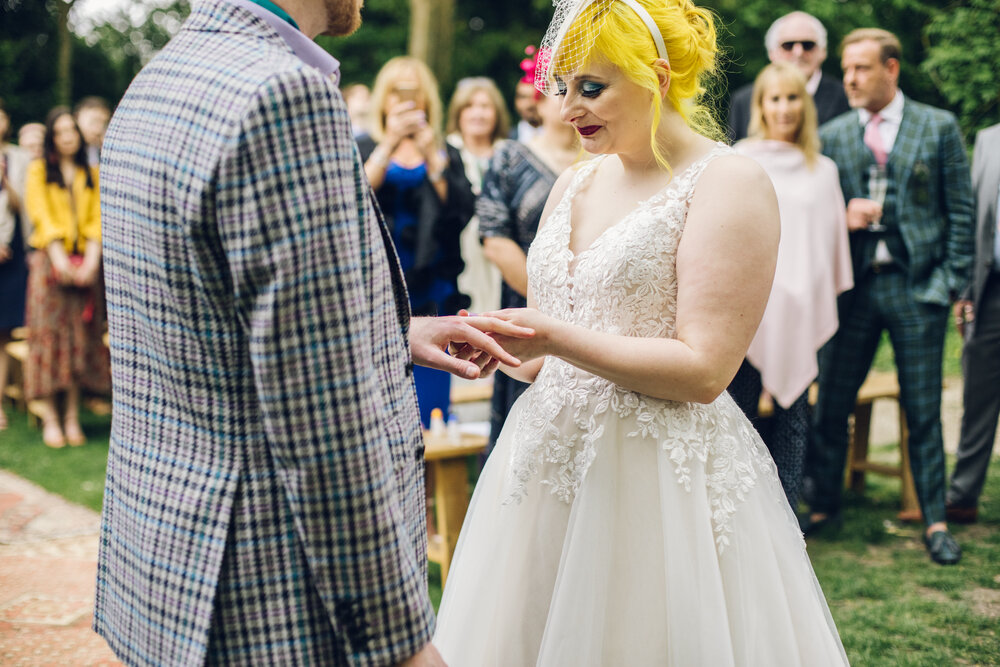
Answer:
[{"xmin": 864, "ymin": 113, "xmax": 887, "ymax": 166}]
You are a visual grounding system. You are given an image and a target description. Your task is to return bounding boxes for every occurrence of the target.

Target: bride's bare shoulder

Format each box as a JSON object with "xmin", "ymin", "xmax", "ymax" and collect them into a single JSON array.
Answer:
[
  {"xmin": 700, "ymin": 151, "xmax": 772, "ymax": 190},
  {"xmin": 690, "ymin": 152, "xmax": 778, "ymax": 231}
]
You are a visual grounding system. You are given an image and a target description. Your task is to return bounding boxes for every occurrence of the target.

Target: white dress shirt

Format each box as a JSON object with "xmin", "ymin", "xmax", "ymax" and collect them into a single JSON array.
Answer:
[{"xmin": 858, "ymin": 91, "xmax": 905, "ymax": 264}]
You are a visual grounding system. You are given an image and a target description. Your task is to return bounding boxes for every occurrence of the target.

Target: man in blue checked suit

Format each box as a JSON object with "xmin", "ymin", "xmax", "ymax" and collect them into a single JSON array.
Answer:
[
  {"xmin": 95, "ymin": 0, "xmax": 531, "ymax": 664},
  {"xmin": 802, "ymin": 28, "xmax": 974, "ymax": 565}
]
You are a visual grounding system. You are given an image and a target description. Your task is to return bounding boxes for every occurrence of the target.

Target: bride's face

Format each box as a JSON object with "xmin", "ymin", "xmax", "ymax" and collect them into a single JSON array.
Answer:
[{"xmin": 555, "ymin": 61, "xmax": 654, "ymax": 159}]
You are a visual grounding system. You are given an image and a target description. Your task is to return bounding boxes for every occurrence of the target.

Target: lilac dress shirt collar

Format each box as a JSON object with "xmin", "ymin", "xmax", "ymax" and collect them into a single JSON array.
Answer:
[{"xmin": 226, "ymin": 0, "xmax": 341, "ymax": 85}]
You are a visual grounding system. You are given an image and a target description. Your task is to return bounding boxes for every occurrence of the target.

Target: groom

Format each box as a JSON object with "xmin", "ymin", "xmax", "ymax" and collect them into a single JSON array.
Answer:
[{"xmin": 95, "ymin": 0, "xmax": 530, "ymax": 664}]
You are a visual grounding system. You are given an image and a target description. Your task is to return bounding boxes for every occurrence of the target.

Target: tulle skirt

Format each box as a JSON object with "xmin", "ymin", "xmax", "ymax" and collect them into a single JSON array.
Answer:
[{"xmin": 433, "ymin": 388, "xmax": 848, "ymax": 666}]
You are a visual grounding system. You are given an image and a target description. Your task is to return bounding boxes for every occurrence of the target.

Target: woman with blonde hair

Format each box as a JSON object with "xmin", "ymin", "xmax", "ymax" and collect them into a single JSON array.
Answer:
[
  {"xmin": 445, "ymin": 76, "xmax": 509, "ymax": 315},
  {"xmin": 728, "ymin": 62, "xmax": 853, "ymax": 510},
  {"xmin": 24, "ymin": 107, "xmax": 111, "ymax": 447},
  {"xmin": 433, "ymin": 1, "xmax": 847, "ymax": 663},
  {"xmin": 357, "ymin": 56, "xmax": 475, "ymax": 426}
]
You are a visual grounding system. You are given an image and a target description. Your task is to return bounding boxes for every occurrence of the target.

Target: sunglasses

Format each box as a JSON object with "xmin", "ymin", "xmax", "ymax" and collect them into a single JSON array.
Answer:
[{"xmin": 780, "ymin": 40, "xmax": 817, "ymax": 52}]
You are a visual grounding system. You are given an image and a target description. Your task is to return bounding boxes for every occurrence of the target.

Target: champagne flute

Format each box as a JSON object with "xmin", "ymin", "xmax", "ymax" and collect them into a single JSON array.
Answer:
[{"xmin": 867, "ymin": 165, "xmax": 888, "ymax": 233}]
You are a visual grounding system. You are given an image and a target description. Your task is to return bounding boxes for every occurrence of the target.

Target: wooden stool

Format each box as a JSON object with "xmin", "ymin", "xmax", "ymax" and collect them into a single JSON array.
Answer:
[
  {"xmin": 756, "ymin": 372, "xmax": 918, "ymax": 517},
  {"xmin": 424, "ymin": 431, "xmax": 487, "ymax": 586},
  {"xmin": 844, "ymin": 372, "xmax": 919, "ymax": 519},
  {"xmin": 3, "ymin": 340, "xmax": 29, "ymax": 413}
]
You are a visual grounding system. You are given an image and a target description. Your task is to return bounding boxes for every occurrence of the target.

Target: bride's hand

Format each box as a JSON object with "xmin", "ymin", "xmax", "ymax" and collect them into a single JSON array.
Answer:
[
  {"xmin": 410, "ymin": 314, "xmax": 533, "ymax": 379},
  {"xmin": 480, "ymin": 308, "xmax": 558, "ymax": 363},
  {"xmin": 396, "ymin": 642, "xmax": 447, "ymax": 667}
]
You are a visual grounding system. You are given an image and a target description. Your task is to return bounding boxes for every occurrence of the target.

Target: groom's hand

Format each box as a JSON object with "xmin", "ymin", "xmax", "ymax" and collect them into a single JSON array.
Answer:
[
  {"xmin": 409, "ymin": 315, "xmax": 534, "ymax": 380},
  {"xmin": 396, "ymin": 641, "xmax": 447, "ymax": 666}
]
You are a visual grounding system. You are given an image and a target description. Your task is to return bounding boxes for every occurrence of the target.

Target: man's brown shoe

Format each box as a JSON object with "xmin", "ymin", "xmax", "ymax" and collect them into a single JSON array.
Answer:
[{"xmin": 945, "ymin": 503, "xmax": 978, "ymax": 524}]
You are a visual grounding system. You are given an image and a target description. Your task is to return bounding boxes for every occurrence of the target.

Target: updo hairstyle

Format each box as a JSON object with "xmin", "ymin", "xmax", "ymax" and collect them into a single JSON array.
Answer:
[{"xmin": 557, "ymin": 0, "xmax": 723, "ymax": 170}]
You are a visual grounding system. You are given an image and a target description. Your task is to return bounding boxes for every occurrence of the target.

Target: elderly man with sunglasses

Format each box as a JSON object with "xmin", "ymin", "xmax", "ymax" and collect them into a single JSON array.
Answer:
[{"xmin": 728, "ymin": 11, "xmax": 850, "ymax": 142}]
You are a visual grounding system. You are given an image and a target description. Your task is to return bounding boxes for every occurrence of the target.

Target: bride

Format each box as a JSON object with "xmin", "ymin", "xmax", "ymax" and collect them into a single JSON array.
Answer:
[{"xmin": 434, "ymin": 0, "xmax": 849, "ymax": 664}]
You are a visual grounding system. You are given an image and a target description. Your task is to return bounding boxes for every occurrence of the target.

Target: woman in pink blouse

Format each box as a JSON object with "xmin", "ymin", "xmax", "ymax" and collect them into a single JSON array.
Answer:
[{"xmin": 727, "ymin": 62, "xmax": 853, "ymax": 509}]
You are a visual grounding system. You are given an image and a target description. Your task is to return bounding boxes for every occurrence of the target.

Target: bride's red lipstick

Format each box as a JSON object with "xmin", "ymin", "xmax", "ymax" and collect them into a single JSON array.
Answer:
[{"xmin": 577, "ymin": 125, "xmax": 601, "ymax": 136}]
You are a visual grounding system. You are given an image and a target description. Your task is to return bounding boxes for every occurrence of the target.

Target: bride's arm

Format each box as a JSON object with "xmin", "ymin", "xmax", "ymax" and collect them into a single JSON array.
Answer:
[{"xmin": 491, "ymin": 155, "xmax": 779, "ymax": 403}]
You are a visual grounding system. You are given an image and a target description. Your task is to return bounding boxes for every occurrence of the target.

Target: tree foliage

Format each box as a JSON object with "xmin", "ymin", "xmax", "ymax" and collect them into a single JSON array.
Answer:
[
  {"xmin": 2, "ymin": 0, "xmax": 997, "ymax": 141},
  {"xmin": 83, "ymin": 0, "xmax": 190, "ymax": 82},
  {"xmin": 707, "ymin": 0, "xmax": 945, "ymax": 113},
  {"xmin": 1, "ymin": 0, "xmax": 127, "ymax": 127},
  {"xmin": 921, "ymin": 0, "xmax": 1000, "ymax": 137},
  {"xmin": 324, "ymin": 0, "xmax": 554, "ymax": 113}
]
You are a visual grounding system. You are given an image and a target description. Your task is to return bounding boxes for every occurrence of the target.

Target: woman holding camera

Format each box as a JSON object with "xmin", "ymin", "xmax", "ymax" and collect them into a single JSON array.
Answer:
[{"xmin": 358, "ymin": 56, "xmax": 475, "ymax": 426}]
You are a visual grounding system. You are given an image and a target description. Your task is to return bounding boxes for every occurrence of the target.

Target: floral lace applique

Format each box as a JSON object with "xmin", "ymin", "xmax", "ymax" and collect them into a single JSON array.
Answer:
[{"xmin": 503, "ymin": 145, "xmax": 794, "ymax": 552}]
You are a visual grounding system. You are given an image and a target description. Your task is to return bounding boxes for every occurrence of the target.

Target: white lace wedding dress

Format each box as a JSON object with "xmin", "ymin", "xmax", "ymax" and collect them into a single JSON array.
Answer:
[{"xmin": 433, "ymin": 145, "xmax": 849, "ymax": 666}]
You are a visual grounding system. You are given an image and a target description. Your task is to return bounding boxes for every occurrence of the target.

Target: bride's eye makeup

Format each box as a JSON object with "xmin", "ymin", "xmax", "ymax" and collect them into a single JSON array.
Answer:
[
  {"xmin": 554, "ymin": 78, "xmax": 568, "ymax": 96},
  {"xmin": 580, "ymin": 80, "xmax": 606, "ymax": 98}
]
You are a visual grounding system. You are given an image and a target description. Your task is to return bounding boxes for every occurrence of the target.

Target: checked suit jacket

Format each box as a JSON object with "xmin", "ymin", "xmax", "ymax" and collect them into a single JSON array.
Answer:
[
  {"xmin": 94, "ymin": 1, "xmax": 435, "ymax": 664},
  {"xmin": 819, "ymin": 96, "xmax": 975, "ymax": 306}
]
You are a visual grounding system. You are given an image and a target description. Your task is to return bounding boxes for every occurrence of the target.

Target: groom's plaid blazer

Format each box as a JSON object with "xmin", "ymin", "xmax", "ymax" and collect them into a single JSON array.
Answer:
[{"xmin": 94, "ymin": 1, "xmax": 434, "ymax": 664}]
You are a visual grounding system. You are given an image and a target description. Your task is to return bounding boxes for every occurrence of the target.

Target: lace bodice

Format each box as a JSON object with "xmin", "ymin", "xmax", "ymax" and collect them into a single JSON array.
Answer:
[
  {"xmin": 527, "ymin": 148, "xmax": 723, "ymax": 337},
  {"xmin": 504, "ymin": 144, "xmax": 788, "ymax": 552}
]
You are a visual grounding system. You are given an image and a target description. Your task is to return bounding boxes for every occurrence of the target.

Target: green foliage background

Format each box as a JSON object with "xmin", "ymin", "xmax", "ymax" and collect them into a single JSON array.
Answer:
[{"xmin": 1, "ymin": 0, "xmax": 997, "ymax": 140}]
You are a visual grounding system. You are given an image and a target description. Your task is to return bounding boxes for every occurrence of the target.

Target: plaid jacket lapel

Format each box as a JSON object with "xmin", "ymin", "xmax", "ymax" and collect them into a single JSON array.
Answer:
[
  {"xmin": 846, "ymin": 117, "xmax": 870, "ymax": 200},
  {"xmin": 888, "ymin": 97, "xmax": 927, "ymax": 191},
  {"xmin": 827, "ymin": 113, "xmax": 870, "ymax": 202}
]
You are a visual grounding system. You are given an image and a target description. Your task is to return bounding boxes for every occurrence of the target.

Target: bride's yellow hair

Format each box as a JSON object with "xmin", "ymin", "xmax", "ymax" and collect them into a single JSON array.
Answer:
[{"xmin": 557, "ymin": 0, "xmax": 724, "ymax": 170}]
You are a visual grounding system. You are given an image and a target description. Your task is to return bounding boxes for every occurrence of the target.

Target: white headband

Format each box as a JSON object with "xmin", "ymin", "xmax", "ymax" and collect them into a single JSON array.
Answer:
[{"xmin": 618, "ymin": 0, "xmax": 669, "ymax": 64}]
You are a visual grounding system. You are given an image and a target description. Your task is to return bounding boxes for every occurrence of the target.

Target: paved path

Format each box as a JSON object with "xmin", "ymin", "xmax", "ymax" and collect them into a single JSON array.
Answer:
[
  {"xmin": 0, "ymin": 471, "xmax": 119, "ymax": 666},
  {"xmin": 0, "ymin": 379, "xmax": 995, "ymax": 664}
]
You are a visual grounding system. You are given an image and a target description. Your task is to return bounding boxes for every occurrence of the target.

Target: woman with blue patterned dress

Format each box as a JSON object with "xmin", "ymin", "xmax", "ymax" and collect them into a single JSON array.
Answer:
[{"xmin": 478, "ymin": 89, "xmax": 582, "ymax": 458}]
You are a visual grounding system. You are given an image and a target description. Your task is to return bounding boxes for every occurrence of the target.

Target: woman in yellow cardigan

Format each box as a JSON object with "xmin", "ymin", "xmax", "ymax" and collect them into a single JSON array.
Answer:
[{"xmin": 24, "ymin": 107, "xmax": 110, "ymax": 448}]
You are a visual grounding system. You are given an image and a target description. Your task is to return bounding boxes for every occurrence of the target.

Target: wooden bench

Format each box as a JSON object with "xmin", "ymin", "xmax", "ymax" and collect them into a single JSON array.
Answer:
[
  {"xmin": 758, "ymin": 371, "xmax": 918, "ymax": 517},
  {"xmin": 3, "ymin": 340, "xmax": 28, "ymax": 413},
  {"xmin": 424, "ymin": 431, "xmax": 487, "ymax": 585},
  {"xmin": 450, "ymin": 381, "xmax": 493, "ymax": 405}
]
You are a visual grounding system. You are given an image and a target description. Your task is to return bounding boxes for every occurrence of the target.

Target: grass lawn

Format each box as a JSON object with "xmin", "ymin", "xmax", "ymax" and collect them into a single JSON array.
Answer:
[
  {"xmin": 806, "ymin": 455, "xmax": 999, "ymax": 665},
  {"xmin": 2, "ymin": 325, "xmax": 996, "ymax": 664}
]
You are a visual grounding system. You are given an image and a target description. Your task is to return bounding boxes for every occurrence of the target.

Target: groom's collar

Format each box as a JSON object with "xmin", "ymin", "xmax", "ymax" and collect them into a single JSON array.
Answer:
[{"xmin": 226, "ymin": 0, "xmax": 341, "ymax": 85}]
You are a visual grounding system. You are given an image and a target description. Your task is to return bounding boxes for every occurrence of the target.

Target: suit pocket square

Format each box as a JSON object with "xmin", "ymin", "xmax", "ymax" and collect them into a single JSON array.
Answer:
[{"xmin": 911, "ymin": 160, "xmax": 930, "ymax": 205}]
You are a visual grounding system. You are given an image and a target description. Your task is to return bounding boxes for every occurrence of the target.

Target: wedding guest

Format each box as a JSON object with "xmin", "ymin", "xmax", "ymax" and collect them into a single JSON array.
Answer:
[
  {"xmin": 94, "ymin": 0, "xmax": 529, "ymax": 663},
  {"xmin": 434, "ymin": 0, "xmax": 847, "ymax": 662},
  {"xmin": 342, "ymin": 81, "xmax": 372, "ymax": 136},
  {"xmin": 510, "ymin": 46, "xmax": 543, "ymax": 142},
  {"xmin": 23, "ymin": 107, "xmax": 110, "ymax": 448},
  {"xmin": 946, "ymin": 122, "xmax": 1000, "ymax": 524},
  {"xmin": 728, "ymin": 63, "xmax": 853, "ymax": 509},
  {"xmin": 73, "ymin": 96, "xmax": 111, "ymax": 166},
  {"xmin": 358, "ymin": 55, "xmax": 476, "ymax": 426},
  {"xmin": 805, "ymin": 28, "xmax": 974, "ymax": 567},
  {"xmin": 17, "ymin": 123, "xmax": 45, "ymax": 161},
  {"xmin": 0, "ymin": 100, "xmax": 30, "ymax": 431},
  {"xmin": 728, "ymin": 12, "xmax": 849, "ymax": 142},
  {"xmin": 446, "ymin": 76, "xmax": 509, "ymax": 315},
  {"xmin": 478, "ymin": 81, "xmax": 583, "ymax": 459}
]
